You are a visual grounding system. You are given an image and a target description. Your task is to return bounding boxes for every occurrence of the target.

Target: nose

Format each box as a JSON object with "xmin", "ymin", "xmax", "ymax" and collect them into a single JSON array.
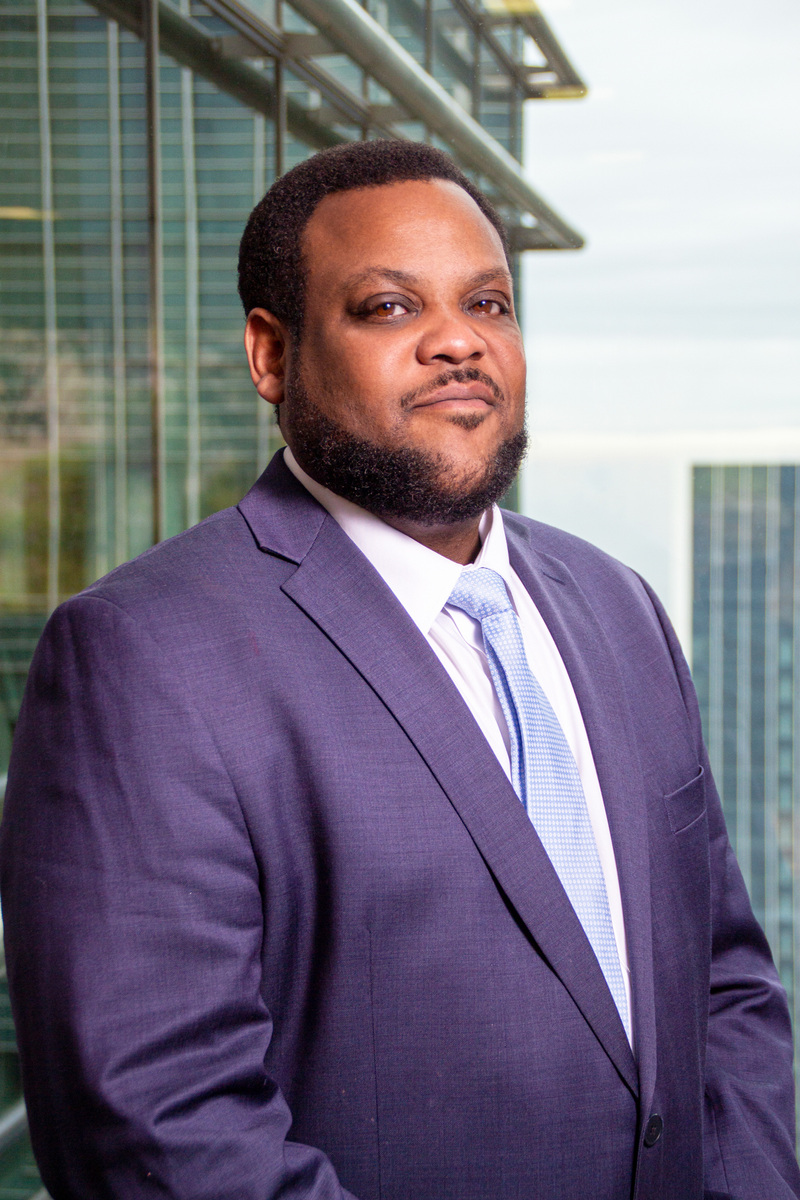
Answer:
[{"xmin": 415, "ymin": 307, "xmax": 488, "ymax": 366}]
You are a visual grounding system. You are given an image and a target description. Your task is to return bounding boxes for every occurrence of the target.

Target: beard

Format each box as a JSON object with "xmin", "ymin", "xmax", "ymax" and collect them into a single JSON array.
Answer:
[{"xmin": 282, "ymin": 368, "xmax": 528, "ymax": 526}]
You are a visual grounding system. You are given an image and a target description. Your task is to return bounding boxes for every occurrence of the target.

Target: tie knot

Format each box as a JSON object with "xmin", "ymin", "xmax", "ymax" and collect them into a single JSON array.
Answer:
[{"xmin": 447, "ymin": 567, "xmax": 514, "ymax": 623}]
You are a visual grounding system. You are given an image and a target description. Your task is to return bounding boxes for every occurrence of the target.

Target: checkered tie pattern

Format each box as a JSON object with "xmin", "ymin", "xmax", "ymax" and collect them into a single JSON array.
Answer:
[{"xmin": 448, "ymin": 566, "xmax": 630, "ymax": 1041}]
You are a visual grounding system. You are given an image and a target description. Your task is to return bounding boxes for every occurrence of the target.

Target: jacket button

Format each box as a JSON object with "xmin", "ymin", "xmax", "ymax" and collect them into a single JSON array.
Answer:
[{"xmin": 643, "ymin": 1114, "xmax": 663, "ymax": 1147}]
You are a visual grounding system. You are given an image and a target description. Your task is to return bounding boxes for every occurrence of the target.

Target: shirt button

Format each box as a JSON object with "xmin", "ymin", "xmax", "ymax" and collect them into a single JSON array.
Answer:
[{"xmin": 643, "ymin": 1114, "xmax": 663, "ymax": 1147}]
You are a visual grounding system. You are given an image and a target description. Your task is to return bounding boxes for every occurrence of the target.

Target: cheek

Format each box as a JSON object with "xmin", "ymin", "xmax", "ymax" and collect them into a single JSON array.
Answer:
[
  {"xmin": 347, "ymin": 336, "xmax": 407, "ymax": 382},
  {"xmin": 297, "ymin": 346, "xmax": 396, "ymax": 432},
  {"xmin": 304, "ymin": 329, "xmax": 396, "ymax": 392},
  {"xmin": 295, "ymin": 338, "xmax": 357, "ymax": 410},
  {"xmin": 500, "ymin": 346, "xmax": 527, "ymax": 402},
  {"xmin": 329, "ymin": 340, "xmax": 412, "ymax": 417}
]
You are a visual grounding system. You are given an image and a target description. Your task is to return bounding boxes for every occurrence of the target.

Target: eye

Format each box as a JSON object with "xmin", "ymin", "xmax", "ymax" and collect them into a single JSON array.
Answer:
[
  {"xmin": 371, "ymin": 301, "xmax": 409, "ymax": 319},
  {"xmin": 469, "ymin": 295, "xmax": 510, "ymax": 317},
  {"xmin": 355, "ymin": 294, "xmax": 417, "ymax": 322}
]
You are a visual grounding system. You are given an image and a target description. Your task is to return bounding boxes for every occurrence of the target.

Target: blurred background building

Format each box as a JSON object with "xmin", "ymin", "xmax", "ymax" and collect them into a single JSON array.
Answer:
[
  {"xmin": 693, "ymin": 463, "xmax": 800, "ymax": 1096},
  {"xmin": 0, "ymin": 0, "xmax": 586, "ymax": 1187}
]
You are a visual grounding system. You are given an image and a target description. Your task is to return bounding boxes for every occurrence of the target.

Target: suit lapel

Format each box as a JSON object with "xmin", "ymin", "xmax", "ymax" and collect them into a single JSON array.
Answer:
[
  {"xmin": 240, "ymin": 458, "xmax": 638, "ymax": 1095},
  {"xmin": 506, "ymin": 517, "xmax": 657, "ymax": 1111}
]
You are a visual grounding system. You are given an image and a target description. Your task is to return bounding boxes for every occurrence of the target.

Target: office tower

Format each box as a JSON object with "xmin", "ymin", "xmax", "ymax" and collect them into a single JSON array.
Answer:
[{"xmin": 693, "ymin": 463, "xmax": 800, "ymax": 1129}]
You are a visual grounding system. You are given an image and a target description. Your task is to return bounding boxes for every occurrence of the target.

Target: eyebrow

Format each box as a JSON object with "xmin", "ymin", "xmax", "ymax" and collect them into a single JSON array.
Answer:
[{"xmin": 342, "ymin": 266, "xmax": 513, "ymax": 290}]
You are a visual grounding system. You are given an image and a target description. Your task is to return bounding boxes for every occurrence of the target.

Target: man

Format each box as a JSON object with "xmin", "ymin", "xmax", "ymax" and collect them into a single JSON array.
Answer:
[{"xmin": 1, "ymin": 140, "xmax": 798, "ymax": 1199}]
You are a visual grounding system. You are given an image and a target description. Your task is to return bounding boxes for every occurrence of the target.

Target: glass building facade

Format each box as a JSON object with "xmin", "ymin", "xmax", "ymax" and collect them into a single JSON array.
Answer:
[
  {"xmin": 0, "ymin": 0, "xmax": 585, "ymax": 1185},
  {"xmin": 693, "ymin": 464, "xmax": 800, "ymax": 1132}
]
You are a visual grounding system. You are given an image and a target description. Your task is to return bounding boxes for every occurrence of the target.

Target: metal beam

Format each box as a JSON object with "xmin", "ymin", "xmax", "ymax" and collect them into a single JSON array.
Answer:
[
  {"xmin": 144, "ymin": 0, "xmax": 166, "ymax": 545},
  {"xmin": 510, "ymin": 224, "xmax": 561, "ymax": 251},
  {"xmin": 513, "ymin": 7, "xmax": 587, "ymax": 98},
  {"xmin": 107, "ymin": 20, "xmax": 128, "ymax": 565},
  {"xmin": 477, "ymin": 1, "xmax": 586, "ymax": 97},
  {"xmin": 37, "ymin": 0, "xmax": 61, "ymax": 611},
  {"xmin": 180, "ymin": 39, "xmax": 200, "ymax": 528},
  {"xmin": 446, "ymin": 0, "xmax": 534, "ymax": 97},
  {"xmin": 282, "ymin": 32, "xmax": 334, "ymax": 58}
]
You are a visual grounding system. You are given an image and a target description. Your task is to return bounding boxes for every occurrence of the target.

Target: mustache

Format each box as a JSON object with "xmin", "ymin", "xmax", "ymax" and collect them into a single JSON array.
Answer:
[{"xmin": 399, "ymin": 367, "xmax": 504, "ymax": 410}]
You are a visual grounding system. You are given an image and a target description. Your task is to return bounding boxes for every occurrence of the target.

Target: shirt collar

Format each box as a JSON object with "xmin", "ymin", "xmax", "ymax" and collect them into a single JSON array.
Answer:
[{"xmin": 283, "ymin": 447, "xmax": 514, "ymax": 635}]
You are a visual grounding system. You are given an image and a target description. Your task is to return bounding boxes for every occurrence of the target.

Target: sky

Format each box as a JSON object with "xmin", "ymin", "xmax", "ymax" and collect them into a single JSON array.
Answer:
[
  {"xmin": 517, "ymin": 0, "xmax": 800, "ymax": 632},
  {"xmin": 521, "ymin": 0, "xmax": 800, "ymax": 433}
]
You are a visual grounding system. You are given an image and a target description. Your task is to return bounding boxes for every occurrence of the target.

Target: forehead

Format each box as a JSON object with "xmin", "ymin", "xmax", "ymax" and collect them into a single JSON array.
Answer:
[{"xmin": 301, "ymin": 179, "xmax": 508, "ymax": 286}]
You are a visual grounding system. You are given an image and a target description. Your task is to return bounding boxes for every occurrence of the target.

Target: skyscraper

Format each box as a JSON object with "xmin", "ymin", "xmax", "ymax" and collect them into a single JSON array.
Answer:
[{"xmin": 693, "ymin": 463, "xmax": 800, "ymax": 1132}]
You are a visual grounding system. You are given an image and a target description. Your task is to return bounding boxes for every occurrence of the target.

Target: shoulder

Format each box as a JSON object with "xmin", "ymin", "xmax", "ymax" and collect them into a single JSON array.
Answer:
[
  {"xmin": 67, "ymin": 452, "xmax": 326, "ymax": 631},
  {"xmin": 61, "ymin": 495, "xmax": 293, "ymax": 632},
  {"xmin": 35, "ymin": 501, "xmax": 301, "ymax": 692},
  {"xmin": 501, "ymin": 507, "xmax": 686, "ymax": 682},
  {"xmin": 501, "ymin": 508, "xmax": 647, "ymax": 600},
  {"xmin": 502, "ymin": 508, "xmax": 702, "ymax": 744},
  {"xmin": 80, "ymin": 505, "xmax": 254, "ymax": 607}
]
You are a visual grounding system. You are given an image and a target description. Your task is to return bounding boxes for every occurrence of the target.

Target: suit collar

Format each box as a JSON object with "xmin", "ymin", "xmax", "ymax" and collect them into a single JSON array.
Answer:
[{"xmin": 238, "ymin": 450, "xmax": 328, "ymax": 564}]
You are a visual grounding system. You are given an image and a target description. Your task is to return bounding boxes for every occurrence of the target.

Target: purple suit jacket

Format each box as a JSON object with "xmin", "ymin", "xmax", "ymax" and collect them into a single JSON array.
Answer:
[{"xmin": 1, "ymin": 451, "xmax": 798, "ymax": 1199}]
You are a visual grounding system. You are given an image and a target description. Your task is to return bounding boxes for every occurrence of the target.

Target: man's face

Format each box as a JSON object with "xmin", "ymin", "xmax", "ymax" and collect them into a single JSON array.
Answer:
[{"xmin": 279, "ymin": 179, "xmax": 527, "ymax": 523}]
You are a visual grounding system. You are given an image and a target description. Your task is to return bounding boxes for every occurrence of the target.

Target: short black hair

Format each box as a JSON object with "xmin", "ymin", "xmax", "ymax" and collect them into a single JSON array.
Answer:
[{"xmin": 237, "ymin": 139, "xmax": 509, "ymax": 336}]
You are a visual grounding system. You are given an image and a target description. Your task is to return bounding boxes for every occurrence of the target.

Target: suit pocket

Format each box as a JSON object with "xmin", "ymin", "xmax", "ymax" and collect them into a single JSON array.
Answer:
[{"xmin": 663, "ymin": 766, "xmax": 706, "ymax": 833}]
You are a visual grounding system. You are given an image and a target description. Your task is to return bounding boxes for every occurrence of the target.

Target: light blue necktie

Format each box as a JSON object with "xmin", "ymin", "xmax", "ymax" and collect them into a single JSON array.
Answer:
[{"xmin": 448, "ymin": 566, "xmax": 630, "ymax": 1041}]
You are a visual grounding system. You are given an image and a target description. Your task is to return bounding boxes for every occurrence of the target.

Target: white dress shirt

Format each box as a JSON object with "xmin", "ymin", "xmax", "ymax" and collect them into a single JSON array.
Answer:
[{"xmin": 284, "ymin": 447, "xmax": 633, "ymax": 1043}]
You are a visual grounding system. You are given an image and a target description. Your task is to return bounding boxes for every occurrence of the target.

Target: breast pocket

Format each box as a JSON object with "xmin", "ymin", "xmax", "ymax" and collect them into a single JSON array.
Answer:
[{"xmin": 662, "ymin": 766, "xmax": 706, "ymax": 834}]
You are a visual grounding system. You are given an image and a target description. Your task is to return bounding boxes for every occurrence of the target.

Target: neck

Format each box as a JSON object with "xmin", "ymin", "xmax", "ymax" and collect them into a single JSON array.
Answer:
[{"xmin": 381, "ymin": 515, "xmax": 483, "ymax": 565}]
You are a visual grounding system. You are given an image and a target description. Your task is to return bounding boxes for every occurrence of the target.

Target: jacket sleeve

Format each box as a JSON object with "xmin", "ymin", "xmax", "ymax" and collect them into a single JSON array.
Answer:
[
  {"xmin": 0, "ymin": 594, "xmax": 360, "ymax": 1200},
  {"xmin": 701, "ymin": 735, "xmax": 800, "ymax": 1200},
  {"xmin": 639, "ymin": 577, "xmax": 800, "ymax": 1200}
]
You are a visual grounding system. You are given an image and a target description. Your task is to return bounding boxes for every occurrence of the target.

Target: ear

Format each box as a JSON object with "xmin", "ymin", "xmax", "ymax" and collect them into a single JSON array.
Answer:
[{"xmin": 244, "ymin": 308, "xmax": 291, "ymax": 406}]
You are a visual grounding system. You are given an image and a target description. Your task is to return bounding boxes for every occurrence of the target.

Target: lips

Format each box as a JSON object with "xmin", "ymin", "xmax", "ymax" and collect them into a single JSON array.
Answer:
[
  {"xmin": 413, "ymin": 384, "xmax": 496, "ymax": 409},
  {"xmin": 399, "ymin": 368, "xmax": 505, "ymax": 412}
]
